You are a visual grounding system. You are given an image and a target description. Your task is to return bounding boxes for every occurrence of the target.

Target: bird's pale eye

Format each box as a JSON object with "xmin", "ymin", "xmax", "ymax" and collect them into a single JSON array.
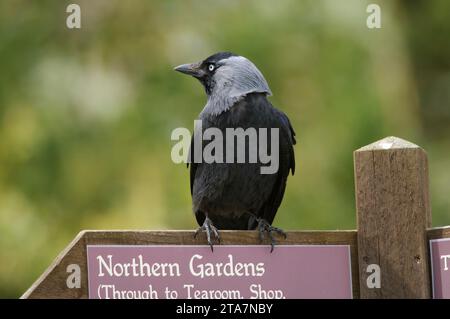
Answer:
[{"xmin": 208, "ymin": 64, "xmax": 215, "ymax": 72}]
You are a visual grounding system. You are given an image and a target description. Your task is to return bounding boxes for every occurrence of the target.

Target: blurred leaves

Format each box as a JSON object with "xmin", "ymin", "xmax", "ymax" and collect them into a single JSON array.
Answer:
[{"xmin": 0, "ymin": 0, "xmax": 449, "ymax": 297}]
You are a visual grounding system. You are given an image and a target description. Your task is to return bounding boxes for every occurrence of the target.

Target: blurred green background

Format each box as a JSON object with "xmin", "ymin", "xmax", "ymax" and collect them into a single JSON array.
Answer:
[{"xmin": 0, "ymin": 0, "xmax": 449, "ymax": 298}]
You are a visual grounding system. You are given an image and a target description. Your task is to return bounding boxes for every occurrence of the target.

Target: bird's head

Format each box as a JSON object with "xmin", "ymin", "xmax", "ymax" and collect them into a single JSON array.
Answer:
[{"xmin": 174, "ymin": 52, "xmax": 272, "ymax": 116}]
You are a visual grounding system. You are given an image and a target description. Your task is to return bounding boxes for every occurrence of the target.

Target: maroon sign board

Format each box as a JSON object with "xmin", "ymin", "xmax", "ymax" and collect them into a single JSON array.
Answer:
[
  {"xmin": 87, "ymin": 245, "xmax": 353, "ymax": 299},
  {"xmin": 430, "ymin": 238, "xmax": 450, "ymax": 299}
]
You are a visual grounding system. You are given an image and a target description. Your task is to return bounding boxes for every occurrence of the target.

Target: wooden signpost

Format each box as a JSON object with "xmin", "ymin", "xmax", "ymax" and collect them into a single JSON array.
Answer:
[
  {"xmin": 21, "ymin": 230, "xmax": 359, "ymax": 299},
  {"xmin": 21, "ymin": 137, "xmax": 450, "ymax": 299},
  {"xmin": 355, "ymin": 137, "xmax": 432, "ymax": 298}
]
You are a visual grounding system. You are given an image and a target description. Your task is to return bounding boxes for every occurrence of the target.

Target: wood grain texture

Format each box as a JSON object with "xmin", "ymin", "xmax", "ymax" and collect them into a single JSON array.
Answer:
[
  {"xmin": 428, "ymin": 226, "xmax": 450, "ymax": 240},
  {"xmin": 354, "ymin": 136, "xmax": 431, "ymax": 298},
  {"xmin": 22, "ymin": 230, "xmax": 359, "ymax": 299}
]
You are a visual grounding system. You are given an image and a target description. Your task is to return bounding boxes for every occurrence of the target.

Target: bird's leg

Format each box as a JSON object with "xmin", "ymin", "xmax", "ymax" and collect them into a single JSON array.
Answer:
[
  {"xmin": 257, "ymin": 218, "xmax": 287, "ymax": 253},
  {"xmin": 194, "ymin": 216, "xmax": 221, "ymax": 251}
]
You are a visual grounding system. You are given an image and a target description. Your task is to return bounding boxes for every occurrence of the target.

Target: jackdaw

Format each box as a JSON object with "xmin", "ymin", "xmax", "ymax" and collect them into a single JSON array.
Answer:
[{"xmin": 175, "ymin": 52, "xmax": 296, "ymax": 251}]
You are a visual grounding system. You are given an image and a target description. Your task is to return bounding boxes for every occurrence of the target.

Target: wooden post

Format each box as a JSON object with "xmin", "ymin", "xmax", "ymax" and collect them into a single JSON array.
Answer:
[{"xmin": 354, "ymin": 136, "xmax": 431, "ymax": 298}]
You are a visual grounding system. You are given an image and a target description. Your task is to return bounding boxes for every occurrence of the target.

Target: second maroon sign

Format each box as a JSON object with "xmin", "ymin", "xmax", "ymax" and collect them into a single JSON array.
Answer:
[
  {"xmin": 86, "ymin": 245, "xmax": 353, "ymax": 299},
  {"xmin": 430, "ymin": 238, "xmax": 450, "ymax": 299}
]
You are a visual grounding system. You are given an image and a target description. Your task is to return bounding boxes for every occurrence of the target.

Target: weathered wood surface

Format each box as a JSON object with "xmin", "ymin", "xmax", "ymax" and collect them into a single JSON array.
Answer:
[
  {"xmin": 22, "ymin": 230, "xmax": 359, "ymax": 299},
  {"xmin": 428, "ymin": 226, "xmax": 450, "ymax": 240},
  {"xmin": 354, "ymin": 136, "xmax": 431, "ymax": 298}
]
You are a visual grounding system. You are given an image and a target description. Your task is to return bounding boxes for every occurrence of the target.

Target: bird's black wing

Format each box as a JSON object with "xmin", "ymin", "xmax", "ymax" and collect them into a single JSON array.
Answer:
[
  {"xmin": 279, "ymin": 110, "xmax": 296, "ymax": 174},
  {"xmin": 259, "ymin": 108, "xmax": 296, "ymax": 225},
  {"xmin": 188, "ymin": 135, "xmax": 196, "ymax": 195}
]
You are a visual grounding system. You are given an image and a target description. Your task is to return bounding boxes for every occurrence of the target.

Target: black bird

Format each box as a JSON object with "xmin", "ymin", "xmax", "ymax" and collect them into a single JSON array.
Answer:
[{"xmin": 175, "ymin": 52, "xmax": 296, "ymax": 251}]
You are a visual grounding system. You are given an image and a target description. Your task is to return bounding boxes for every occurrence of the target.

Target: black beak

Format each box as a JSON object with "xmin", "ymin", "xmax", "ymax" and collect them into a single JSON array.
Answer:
[{"xmin": 174, "ymin": 62, "xmax": 204, "ymax": 78}]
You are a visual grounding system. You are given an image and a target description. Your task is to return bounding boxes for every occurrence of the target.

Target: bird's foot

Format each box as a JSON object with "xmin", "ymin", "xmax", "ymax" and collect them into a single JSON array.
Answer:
[
  {"xmin": 194, "ymin": 217, "xmax": 221, "ymax": 251},
  {"xmin": 257, "ymin": 219, "xmax": 287, "ymax": 253}
]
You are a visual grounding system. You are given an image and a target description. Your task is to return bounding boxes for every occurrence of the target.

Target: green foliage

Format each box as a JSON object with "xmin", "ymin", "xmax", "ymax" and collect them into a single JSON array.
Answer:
[{"xmin": 0, "ymin": 0, "xmax": 449, "ymax": 298}]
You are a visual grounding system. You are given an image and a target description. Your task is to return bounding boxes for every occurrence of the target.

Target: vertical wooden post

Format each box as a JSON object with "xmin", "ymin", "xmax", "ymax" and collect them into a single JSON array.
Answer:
[{"xmin": 354, "ymin": 136, "xmax": 431, "ymax": 298}]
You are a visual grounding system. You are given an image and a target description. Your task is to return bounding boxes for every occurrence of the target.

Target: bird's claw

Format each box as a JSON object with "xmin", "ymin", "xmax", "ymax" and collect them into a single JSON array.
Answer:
[
  {"xmin": 194, "ymin": 217, "xmax": 221, "ymax": 251},
  {"xmin": 257, "ymin": 219, "xmax": 287, "ymax": 253}
]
